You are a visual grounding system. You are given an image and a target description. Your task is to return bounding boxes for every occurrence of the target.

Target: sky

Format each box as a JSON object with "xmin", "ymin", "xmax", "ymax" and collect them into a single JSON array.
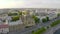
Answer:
[{"xmin": 0, "ymin": 0, "xmax": 60, "ymax": 9}]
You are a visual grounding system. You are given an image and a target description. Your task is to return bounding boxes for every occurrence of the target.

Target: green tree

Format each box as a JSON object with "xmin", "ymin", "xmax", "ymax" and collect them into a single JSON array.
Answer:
[
  {"xmin": 32, "ymin": 15, "xmax": 40, "ymax": 23},
  {"xmin": 57, "ymin": 13, "xmax": 60, "ymax": 16},
  {"xmin": 8, "ymin": 13, "xmax": 12, "ymax": 16},
  {"xmin": 42, "ymin": 18, "xmax": 47, "ymax": 22},
  {"xmin": 8, "ymin": 13, "xmax": 18, "ymax": 16},
  {"xmin": 46, "ymin": 17, "xmax": 49, "ymax": 21},
  {"xmin": 34, "ymin": 17, "xmax": 40, "ymax": 23},
  {"xmin": 19, "ymin": 12, "xmax": 22, "ymax": 15},
  {"xmin": 11, "ymin": 16, "xmax": 19, "ymax": 21}
]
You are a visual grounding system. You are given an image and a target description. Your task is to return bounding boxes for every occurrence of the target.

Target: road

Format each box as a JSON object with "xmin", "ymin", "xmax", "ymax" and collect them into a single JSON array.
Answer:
[
  {"xmin": 8, "ymin": 17, "xmax": 60, "ymax": 34},
  {"xmin": 43, "ymin": 24, "xmax": 60, "ymax": 34}
]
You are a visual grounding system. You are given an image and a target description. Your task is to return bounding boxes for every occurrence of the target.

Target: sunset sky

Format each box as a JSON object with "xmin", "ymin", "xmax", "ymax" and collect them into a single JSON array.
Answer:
[{"xmin": 0, "ymin": 0, "xmax": 60, "ymax": 9}]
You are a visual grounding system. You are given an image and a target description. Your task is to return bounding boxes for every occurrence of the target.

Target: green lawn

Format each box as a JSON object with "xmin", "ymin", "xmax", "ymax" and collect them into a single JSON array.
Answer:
[
  {"xmin": 32, "ymin": 19, "xmax": 60, "ymax": 34},
  {"xmin": 32, "ymin": 27, "xmax": 46, "ymax": 34},
  {"xmin": 50, "ymin": 20, "xmax": 60, "ymax": 27}
]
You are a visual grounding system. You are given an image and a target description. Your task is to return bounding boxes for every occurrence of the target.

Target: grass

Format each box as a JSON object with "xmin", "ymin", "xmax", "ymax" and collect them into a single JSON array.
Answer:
[
  {"xmin": 32, "ymin": 27, "xmax": 46, "ymax": 34},
  {"xmin": 50, "ymin": 20, "xmax": 60, "ymax": 27},
  {"xmin": 32, "ymin": 19, "xmax": 60, "ymax": 34}
]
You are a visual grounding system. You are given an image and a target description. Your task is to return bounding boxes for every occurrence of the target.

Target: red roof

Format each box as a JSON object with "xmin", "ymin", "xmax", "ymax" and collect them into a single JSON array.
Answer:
[{"xmin": 0, "ymin": 24, "xmax": 8, "ymax": 28}]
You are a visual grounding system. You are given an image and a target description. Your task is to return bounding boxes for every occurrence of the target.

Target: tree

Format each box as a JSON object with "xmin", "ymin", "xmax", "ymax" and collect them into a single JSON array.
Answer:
[
  {"xmin": 32, "ymin": 15, "xmax": 40, "ymax": 23},
  {"xmin": 46, "ymin": 17, "xmax": 49, "ymax": 21},
  {"xmin": 11, "ymin": 16, "xmax": 19, "ymax": 21},
  {"xmin": 19, "ymin": 12, "xmax": 22, "ymax": 15},
  {"xmin": 57, "ymin": 13, "xmax": 60, "ymax": 16},
  {"xmin": 8, "ymin": 13, "xmax": 18, "ymax": 16},
  {"xmin": 34, "ymin": 17, "xmax": 40, "ymax": 23},
  {"xmin": 42, "ymin": 18, "xmax": 47, "ymax": 22},
  {"xmin": 8, "ymin": 13, "xmax": 12, "ymax": 16}
]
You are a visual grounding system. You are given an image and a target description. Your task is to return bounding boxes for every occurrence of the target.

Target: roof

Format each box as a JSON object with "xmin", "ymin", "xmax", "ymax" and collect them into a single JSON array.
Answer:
[{"xmin": 0, "ymin": 24, "xmax": 8, "ymax": 28}]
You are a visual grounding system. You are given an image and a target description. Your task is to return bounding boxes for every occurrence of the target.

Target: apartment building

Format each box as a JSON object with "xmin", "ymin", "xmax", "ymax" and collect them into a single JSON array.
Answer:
[
  {"xmin": 21, "ymin": 10, "xmax": 35, "ymax": 27},
  {"xmin": 0, "ymin": 14, "xmax": 9, "ymax": 33}
]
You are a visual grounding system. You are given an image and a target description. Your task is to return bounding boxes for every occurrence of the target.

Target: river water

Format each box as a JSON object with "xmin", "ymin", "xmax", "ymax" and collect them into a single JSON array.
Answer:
[{"xmin": 54, "ymin": 29, "xmax": 60, "ymax": 34}]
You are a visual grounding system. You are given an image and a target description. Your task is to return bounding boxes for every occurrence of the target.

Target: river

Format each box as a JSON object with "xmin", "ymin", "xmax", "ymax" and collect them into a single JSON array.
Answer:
[{"xmin": 54, "ymin": 28, "xmax": 60, "ymax": 34}]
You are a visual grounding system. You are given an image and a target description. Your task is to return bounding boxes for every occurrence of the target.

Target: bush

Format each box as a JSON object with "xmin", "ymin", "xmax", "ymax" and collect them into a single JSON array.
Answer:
[{"xmin": 11, "ymin": 16, "xmax": 19, "ymax": 21}]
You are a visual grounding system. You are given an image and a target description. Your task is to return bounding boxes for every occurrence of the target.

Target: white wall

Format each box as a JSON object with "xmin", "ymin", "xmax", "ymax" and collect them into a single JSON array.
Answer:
[
  {"xmin": 0, "ymin": 28, "xmax": 9, "ymax": 33},
  {"xmin": 9, "ymin": 20, "xmax": 23, "ymax": 26}
]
